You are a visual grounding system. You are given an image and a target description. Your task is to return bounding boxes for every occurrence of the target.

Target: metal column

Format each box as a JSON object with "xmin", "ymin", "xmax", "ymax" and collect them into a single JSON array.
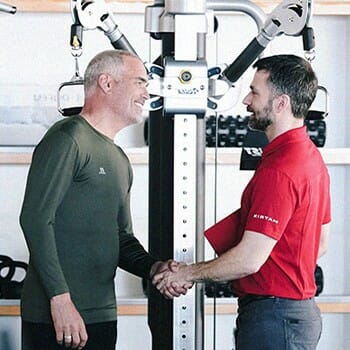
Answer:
[{"xmin": 148, "ymin": 1, "xmax": 207, "ymax": 349}]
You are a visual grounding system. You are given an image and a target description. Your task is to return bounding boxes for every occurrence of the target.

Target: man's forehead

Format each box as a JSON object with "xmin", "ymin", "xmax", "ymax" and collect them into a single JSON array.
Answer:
[
  {"xmin": 251, "ymin": 70, "xmax": 270, "ymax": 87},
  {"xmin": 255, "ymin": 69, "xmax": 270, "ymax": 80},
  {"xmin": 124, "ymin": 56, "xmax": 148, "ymax": 77}
]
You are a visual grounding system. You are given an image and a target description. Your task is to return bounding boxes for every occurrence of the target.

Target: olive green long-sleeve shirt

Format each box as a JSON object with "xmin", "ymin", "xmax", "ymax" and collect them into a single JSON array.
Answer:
[{"xmin": 20, "ymin": 115, "xmax": 157, "ymax": 324}]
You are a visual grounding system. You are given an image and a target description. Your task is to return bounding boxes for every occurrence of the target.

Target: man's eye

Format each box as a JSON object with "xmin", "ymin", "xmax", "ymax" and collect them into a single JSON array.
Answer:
[{"xmin": 136, "ymin": 80, "xmax": 149, "ymax": 88}]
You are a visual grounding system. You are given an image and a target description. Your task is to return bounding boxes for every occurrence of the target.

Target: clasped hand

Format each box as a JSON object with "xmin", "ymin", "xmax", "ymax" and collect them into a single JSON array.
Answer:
[{"xmin": 151, "ymin": 260, "xmax": 193, "ymax": 299}]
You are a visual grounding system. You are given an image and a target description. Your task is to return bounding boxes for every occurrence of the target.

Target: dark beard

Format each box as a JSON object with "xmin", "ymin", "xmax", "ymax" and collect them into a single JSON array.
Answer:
[
  {"xmin": 248, "ymin": 114, "xmax": 273, "ymax": 131},
  {"xmin": 247, "ymin": 102, "xmax": 273, "ymax": 132}
]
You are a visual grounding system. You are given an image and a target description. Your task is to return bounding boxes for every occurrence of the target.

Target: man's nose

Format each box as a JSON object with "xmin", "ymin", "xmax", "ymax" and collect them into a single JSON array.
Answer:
[
  {"xmin": 242, "ymin": 92, "xmax": 251, "ymax": 106},
  {"xmin": 143, "ymin": 87, "xmax": 150, "ymax": 100}
]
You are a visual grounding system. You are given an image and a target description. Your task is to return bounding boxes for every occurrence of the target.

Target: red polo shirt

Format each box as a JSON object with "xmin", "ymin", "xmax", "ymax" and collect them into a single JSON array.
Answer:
[{"xmin": 231, "ymin": 126, "xmax": 331, "ymax": 299}]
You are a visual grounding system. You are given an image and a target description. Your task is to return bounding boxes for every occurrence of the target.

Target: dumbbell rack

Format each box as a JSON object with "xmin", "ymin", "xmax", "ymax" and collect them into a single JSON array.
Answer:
[{"xmin": 205, "ymin": 114, "xmax": 326, "ymax": 148}]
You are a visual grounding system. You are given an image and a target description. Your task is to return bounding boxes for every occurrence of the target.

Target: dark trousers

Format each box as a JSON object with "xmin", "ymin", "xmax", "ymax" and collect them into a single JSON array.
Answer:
[
  {"xmin": 235, "ymin": 297, "xmax": 322, "ymax": 350},
  {"xmin": 22, "ymin": 320, "xmax": 117, "ymax": 350}
]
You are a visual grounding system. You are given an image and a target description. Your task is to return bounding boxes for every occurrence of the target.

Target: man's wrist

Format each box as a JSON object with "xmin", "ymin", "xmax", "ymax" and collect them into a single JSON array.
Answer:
[
  {"xmin": 50, "ymin": 292, "xmax": 71, "ymax": 304},
  {"xmin": 149, "ymin": 261, "xmax": 162, "ymax": 279}
]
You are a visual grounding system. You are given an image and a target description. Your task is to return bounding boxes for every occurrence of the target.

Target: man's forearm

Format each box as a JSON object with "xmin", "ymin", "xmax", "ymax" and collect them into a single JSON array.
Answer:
[
  {"xmin": 184, "ymin": 252, "xmax": 255, "ymax": 284},
  {"xmin": 153, "ymin": 230, "xmax": 277, "ymax": 293}
]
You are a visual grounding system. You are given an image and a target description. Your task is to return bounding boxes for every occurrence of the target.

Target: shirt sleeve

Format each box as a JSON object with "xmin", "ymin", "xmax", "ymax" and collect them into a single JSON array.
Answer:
[
  {"xmin": 244, "ymin": 168, "xmax": 297, "ymax": 240},
  {"xmin": 117, "ymin": 169, "xmax": 158, "ymax": 279},
  {"xmin": 20, "ymin": 131, "xmax": 80, "ymax": 299}
]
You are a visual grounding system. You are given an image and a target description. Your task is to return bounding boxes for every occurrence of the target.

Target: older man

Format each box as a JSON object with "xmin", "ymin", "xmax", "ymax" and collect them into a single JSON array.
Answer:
[{"xmin": 20, "ymin": 50, "xmax": 183, "ymax": 350}]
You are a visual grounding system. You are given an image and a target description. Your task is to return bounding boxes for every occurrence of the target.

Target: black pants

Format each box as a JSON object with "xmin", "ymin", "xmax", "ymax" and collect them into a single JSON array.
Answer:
[{"xmin": 22, "ymin": 320, "xmax": 117, "ymax": 350}]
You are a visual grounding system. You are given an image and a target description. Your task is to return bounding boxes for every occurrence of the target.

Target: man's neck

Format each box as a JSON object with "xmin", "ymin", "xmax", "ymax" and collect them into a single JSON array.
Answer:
[
  {"xmin": 80, "ymin": 109, "xmax": 124, "ymax": 141},
  {"xmin": 265, "ymin": 116, "xmax": 304, "ymax": 142}
]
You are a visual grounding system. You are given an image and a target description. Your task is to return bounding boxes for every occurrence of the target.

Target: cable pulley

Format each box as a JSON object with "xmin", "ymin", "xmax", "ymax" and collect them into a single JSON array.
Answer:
[{"xmin": 57, "ymin": 23, "xmax": 84, "ymax": 117}]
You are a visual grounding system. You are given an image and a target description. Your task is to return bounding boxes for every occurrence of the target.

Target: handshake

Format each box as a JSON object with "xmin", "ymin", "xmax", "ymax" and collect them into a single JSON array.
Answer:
[{"xmin": 150, "ymin": 260, "xmax": 194, "ymax": 299}]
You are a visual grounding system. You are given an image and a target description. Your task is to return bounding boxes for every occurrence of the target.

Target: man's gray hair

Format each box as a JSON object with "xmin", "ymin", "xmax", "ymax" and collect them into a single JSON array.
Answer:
[{"xmin": 84, "ymin": 49, "xmax": 138, "ymax": 96}]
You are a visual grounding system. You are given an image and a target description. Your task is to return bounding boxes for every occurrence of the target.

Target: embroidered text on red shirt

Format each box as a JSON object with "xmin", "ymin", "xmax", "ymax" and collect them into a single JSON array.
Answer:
[{"xmin": 253, "ymin": 214, "xmax": 279, "ymax": 224}]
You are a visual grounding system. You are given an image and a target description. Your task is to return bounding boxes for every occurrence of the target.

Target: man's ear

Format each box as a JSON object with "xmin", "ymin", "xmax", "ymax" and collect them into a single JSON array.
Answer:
[
  {"xmin": 97, "ymin": 73, "xmax": 112, "ymax": 93},
  {"xmin": 275, "ymin": 94, "xmax": 290, "ymax": 114}
]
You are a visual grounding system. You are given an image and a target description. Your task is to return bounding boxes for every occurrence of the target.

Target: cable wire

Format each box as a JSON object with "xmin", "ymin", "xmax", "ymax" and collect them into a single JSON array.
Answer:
[{"xmin": 212, "ymin": 20, "xmax": 220, "ymax": 350}]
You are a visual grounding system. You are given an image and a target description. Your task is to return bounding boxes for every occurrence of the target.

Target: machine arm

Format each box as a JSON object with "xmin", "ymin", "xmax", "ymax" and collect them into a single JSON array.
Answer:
[
  {"xmin": 0, "ymin": 1, "xmax": 16, "ymax": 14},
  {"xmin": 70, "ymin": 0, "xmax": 138, "ymax": 55},
  {"xmin": 222, "ymin": 37, "xmax": 265, "ymax": 84},
  {"xmin": 222, "ymin": 0, "xmax": 312, "ymax": 83},
  {"xmin": 99, "ymin": 12, "xmax": 137, "ymax": 53}
]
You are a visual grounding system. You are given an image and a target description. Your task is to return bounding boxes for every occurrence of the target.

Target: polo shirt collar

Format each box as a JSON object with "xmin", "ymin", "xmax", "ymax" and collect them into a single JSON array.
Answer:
[{"xmin": 262, "ymin": 126, "xmax": 308, "ymax": 158}]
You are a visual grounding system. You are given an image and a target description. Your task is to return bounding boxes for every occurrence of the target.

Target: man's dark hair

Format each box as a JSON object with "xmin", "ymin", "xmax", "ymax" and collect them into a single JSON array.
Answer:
[{"xmin": 253, "ymin": 54, "xmax": 318, "ymax": 118}]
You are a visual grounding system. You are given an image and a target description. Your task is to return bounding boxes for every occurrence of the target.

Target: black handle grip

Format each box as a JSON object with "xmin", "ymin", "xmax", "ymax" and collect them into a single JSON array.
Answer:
[
  {"xmin": 302, "ymin": 26, "xmax": 315, "ymax": 51},
  {"xmin": 222, "ymin": 37, "xmax": 266, "ymax": 84},
  {"xmin": 111, "ymin": 35, "xmax": 138, "ymax": 56},
  {"xmin": 62, "ymin": 107, "xmax": 83, "ymax": 117}
]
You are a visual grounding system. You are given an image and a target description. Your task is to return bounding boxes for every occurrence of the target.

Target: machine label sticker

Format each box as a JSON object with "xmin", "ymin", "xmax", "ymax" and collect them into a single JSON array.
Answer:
[{"xmin": 177, "ymin": 87, "xmax": 199, "ymax": 95}]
